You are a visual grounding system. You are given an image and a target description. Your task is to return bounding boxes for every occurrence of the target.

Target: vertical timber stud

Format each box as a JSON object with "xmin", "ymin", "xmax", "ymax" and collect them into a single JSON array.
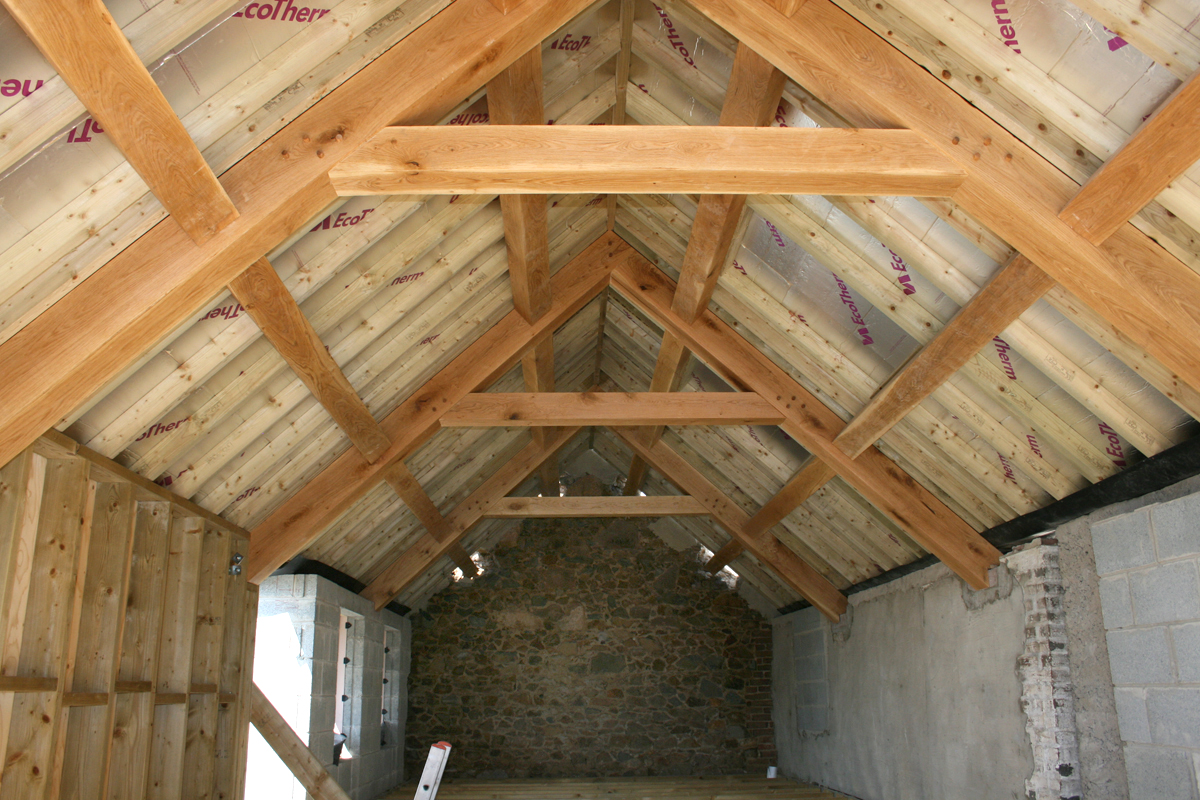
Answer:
[
  {"xmin": 488, "ymin": 46, "xmax": 560, "ymax": 494},
  {"xmin": 625, "ymin": 43, "xmax": 785, "ymax": 495}
]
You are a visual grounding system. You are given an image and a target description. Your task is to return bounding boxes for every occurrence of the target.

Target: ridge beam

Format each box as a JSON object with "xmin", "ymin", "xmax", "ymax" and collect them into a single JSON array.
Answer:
[
  {"xmin": 329, "ymin": 127, "xmax": 966, "ymax": 196},
  {"xmin": 441, "ymin": 392, "xmax": 784, "ymax": 427}
]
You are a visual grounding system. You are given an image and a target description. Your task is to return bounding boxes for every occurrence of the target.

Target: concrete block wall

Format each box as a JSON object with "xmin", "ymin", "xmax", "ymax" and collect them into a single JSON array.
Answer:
[
  {"xmin": 772, "ymin": 544, "xmax": 1077, "ymax": 800},
  {"xmin": 255, "ymin": 575, "xmax": 412, "ymax": 800},
  {"xmin": 1089, "ymin": 491, "xmax": 1200, "ymax": 799}
]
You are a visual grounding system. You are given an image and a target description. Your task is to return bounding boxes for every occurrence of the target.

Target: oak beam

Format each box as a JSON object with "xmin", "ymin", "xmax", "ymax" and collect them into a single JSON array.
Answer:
[
  {"xmin": 246, "ymin": 233, "xmax": 625, "ymax": 584},
  {"xmin": 484, "ymin": 495, "xmax": 709, "ymax": 517},
  {"xmin": 1063, "ymin": 67, "xmax": 1200, "ymax": 243},
  {"xmin": 362, "ymin": 427, "xmax": 581, "ymax": 608},
  {"xmin": 0, "ymin": 0, "xmax": 237, "ymax": 244},
  {"xmin": 440, "ymin": 392, "xmax": 785, "ymax": 427},
  {"xmin": 688, "ymin": 0, "xmax": 1200, "ymax": 414},
  {"xmin": 0, "ymin": 0, "xmax": 598, "ymax": 475},
  {"xmin": 611, "ymin": 254, "xmax": 1000, "ymax": 590},
  {"xmin": 744, "ymin": 458, "xmax": 839, "ymax": 539},
  {"xmin": 833, "ymin": 255, "xmax": 1057, "ymax": 459},
  {"xmin": 613, "ymin": 428, "xmax": 847, "ymax": 621},
  {"xmin": 229, "ymin": 258, "xmax": 391, "ymax": 463},
  {"xmin": 249, "ymin": 683, "xmax": 351, "ymax": 800},
  {"xmin": 704, "ymin": 540, "xmax": 744, "ymax": 573},
  {"xmin": 329, "ymin": 127, "xmax": 966, "ymax": 196},
  {"xmin": 380, "ymin": 461, "xmax": 450, "ymax": 542}
]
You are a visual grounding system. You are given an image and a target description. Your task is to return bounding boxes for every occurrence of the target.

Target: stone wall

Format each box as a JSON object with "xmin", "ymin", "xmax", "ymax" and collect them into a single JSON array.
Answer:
[{"xmin": 404, "ymin": 516, "xmax": 775, "ymax": 779}]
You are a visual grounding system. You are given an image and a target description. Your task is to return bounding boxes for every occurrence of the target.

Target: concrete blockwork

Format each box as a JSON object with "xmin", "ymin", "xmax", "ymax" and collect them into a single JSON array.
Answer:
[
  {"xmin": 772, "ymin": 543, "xmax": 1079, "ymax": 800},
  {"xmin": 250, "ymin": 574, "xmax": 411, "ymax": 800}
]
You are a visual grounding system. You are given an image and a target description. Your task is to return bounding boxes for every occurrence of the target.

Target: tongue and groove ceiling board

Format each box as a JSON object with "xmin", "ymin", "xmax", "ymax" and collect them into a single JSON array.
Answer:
[{"xmin": 0, "ymin": 0, "xmax": 1196, "ymax": 615}]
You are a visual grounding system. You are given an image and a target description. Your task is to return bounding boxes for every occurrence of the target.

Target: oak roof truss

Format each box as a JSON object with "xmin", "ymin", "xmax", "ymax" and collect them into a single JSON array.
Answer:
[{"xmin": 0, "ymin": 0, "xmax": 1197, "ymax": 617}]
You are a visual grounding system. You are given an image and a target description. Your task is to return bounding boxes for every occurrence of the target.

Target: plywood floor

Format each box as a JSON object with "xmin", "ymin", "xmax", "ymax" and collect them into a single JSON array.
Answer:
[{"xmin": 385, "ymin": 776, "xmax": 848, "ymax": 799}]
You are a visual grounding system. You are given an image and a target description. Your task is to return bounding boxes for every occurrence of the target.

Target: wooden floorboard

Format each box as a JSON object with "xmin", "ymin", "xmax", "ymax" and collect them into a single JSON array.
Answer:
[{"xmin": 384, "ymin": 776, "xmax": 848, "ymax": 799}]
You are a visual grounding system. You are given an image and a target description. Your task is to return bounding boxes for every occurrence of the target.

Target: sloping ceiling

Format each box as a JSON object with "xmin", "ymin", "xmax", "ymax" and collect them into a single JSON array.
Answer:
[{"xmin": 1, "ymin": 0, "xmax": 1198, "ymax": 615}]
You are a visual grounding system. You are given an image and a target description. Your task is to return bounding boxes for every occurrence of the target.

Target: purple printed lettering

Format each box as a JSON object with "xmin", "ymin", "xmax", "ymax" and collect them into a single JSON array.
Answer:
[
  {"xmin": 67, "ymin": 117, "xmax": 105, "ymax": 144},
  {"xmin": 233, "ymin": 1, "xmax": 330, "ymax": 22},
  {"xmin": 390, "ymin": 271, "xmax": 425, "ymax": 288},
  {"xmin": 764, "ymin": 221, "xmax": 787, "ymax": 249},
  {"xmin": 991, "ymin": 0, "xmax": 1022, "ymax": 54},
  {"xmin": 311, "ymin": 207, "xmax": 374, "ymax": 231},
  {"xmin": 134, "ymin": 416, "xmax": 190, "ymax": 443},
  {"xmin": 551, "ymin": 34, "xmax": 592, "ymax": 51},
  {"xmin": 200, "ymin": 301, "xmax": 245, "ymax": 323},
  {"xmin": 653, "ymin": 5, "xmax": 697, "ymax": 68},
  {"xmin": 1098, "ymin": 421, "xmax": 1127, "ymax": 467},
  {"xmin": 0, "ymin": 78, "xmax": 43, "ymax": 98},
  {"xmin": 993, "ymin": 336, "xmax": 1017, "ymax": 380},
  {"xmin": 997, "ymin": 452, "xmax": 1017, "ymax": 481},
  {"xmin": 833, "ymin": 274, "xmax": 873, "ymax": 346},
  {"xmin": 884, "ymin": 246, "xmax": 917, "ymax": 296},
  {"xmin": 1027, "ymin": 433, "xmax": 1043, "ymax": 458}
]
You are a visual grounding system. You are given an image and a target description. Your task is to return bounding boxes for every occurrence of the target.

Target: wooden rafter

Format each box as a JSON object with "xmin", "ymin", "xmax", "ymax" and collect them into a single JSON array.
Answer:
[
  {"xmin": 0, "ymin": 0, "xmax": 237, "ymax": 244},
  {"xmin": 228, "ymin": 258, "xmax": 463, "ymax": 552},
  {"xmin": 484, "ymin": 495, "xmax": 709, "ymax": 517},
  {"xmin": 704, "ymin": 459, "xmax": 838, "ymax": 571},
  {"xmin": 330, "ymin": 126, "xmax": 965, "ymax": 196},
  {"xmin": 229, "ymin": 259, "xmax": 390, "ymax": 463},
  {"xmin": 361, "ymin": 427, "xmax": 582, "ymax": 609},
  {"xmin": 612, "ymin": 427, "xmax": 847, "ymax": 621},
  {"xmin": 0, "ymin": 0, "xmax": 598, "ymax": 475},
  {"xmin": 824, "ymin": 59, "xmax": 1200, "ymax": 462},
  {"xmin": 689, "ymin": 0, "xmax": 1200, "ymax": 409},
  {"xmin": 246, "ymin": 233, "xmax": 624, "ymax": 585},
  {"xmin": 832, "ymin": 255, "xmax": 1057, "ymax": 459},
  {"xmin": 440, "ymin": 392, "xmax": 784, "ymax": 427},
  {"xmin": 626, "ymin": 43, "xmax": 784, "ymax": 495},
  {"xmin": 611, "ymin": 252, "xmax": 1000, "ymax": 590},
  {"xmin": 488, "ymin": 46, "xmax": 560, "ymax": 493},
  {"xmin": 1063, "ymin": 66, "xmax": 1200, "ymax": 243}
]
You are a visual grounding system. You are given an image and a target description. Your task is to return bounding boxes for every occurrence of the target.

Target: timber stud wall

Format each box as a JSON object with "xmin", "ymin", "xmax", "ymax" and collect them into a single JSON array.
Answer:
[{"xmin": 0, "ymin": 436, "xmax": 258, "ymax": 800}]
